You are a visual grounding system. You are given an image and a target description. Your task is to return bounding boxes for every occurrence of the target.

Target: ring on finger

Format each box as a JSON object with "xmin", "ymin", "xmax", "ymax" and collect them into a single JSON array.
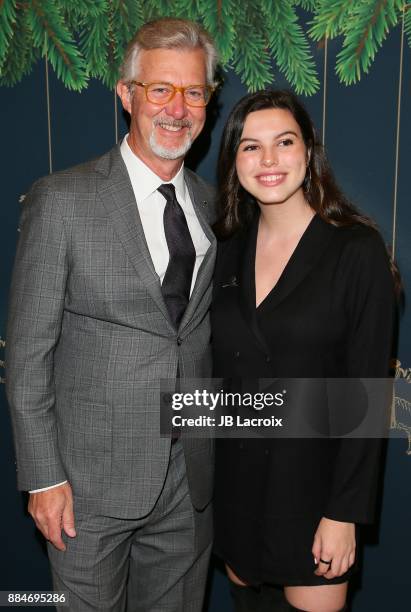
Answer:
[{"xmin": 319, "ymin": 558, "xmax": 332, "ymax": 565}]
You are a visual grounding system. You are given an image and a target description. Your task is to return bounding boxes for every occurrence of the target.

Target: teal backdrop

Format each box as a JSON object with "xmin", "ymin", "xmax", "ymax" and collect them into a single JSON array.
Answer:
[{"xmin": 1, "ymin": 9, "xmax": 410, "ymax": 612}]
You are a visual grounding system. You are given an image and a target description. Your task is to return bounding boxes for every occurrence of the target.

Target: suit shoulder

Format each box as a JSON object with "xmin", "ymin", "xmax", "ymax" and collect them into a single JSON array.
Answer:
[
  {"xmin": 29, "ymin": 148, "xmax": 115, "ymax": 195},
  {"xmin": 22, "ymin": 149, "xmax": 116, "ymax": 222}
]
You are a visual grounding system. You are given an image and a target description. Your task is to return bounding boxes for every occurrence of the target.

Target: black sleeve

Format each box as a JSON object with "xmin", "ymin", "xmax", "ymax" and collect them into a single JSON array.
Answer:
[{"xmin": 325, "ymin": 228, "xmax": 396, "ymax": 524}]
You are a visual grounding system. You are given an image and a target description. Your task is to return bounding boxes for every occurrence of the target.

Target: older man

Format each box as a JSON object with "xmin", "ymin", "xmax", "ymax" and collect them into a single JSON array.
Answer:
[{"xmin": 6, "ymin": 18, "xmax": 218, "ymax": 612}]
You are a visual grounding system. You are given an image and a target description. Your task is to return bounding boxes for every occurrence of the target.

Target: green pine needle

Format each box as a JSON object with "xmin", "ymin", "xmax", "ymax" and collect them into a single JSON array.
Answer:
[
  {"xmin": 104, "ymin": 0, "xmax": 145, "ymax": 87},
  {"xmin": 200, "ymin": 0, "xmax": 236, "ymax": 66},
  {"xmin": 336, "ymin": 0, "xmax": 400, "ymax": 85},
  {"xmin": 293, "ymin": 1, "xmax": 319, "ymax": 11},
  {"xmin": 232, "ymin": 0, "xmax": 274, "ymax": 92},
  {"xmin": 309, "ymin": 0, "xmax": 357, "ymax": 41},
  {"xmin": 263, "ymin": 0, "xmax": 320, "ymax": 95},
  {"xmin": 80, "ymin": 10, "xmax": 109, "ymax": 79},
  {"xmin": 81, "ymin": 1, "xmax": 144, "ymax": 88},
  {"xmin": 173, "ymin": 0, "xmax": 202, "ymax": 22},
  {"xmin": 0, "ymin": 9, "xmax": 37, "ymax": 87},
  {"xmin": 27, "ymin": 0, "xmax": 88, "ymax": 91},
  {"xmin": 0, "ymin": 0, "xmax": 17, "ymax": 69},
  {"xmin": 62, "ymin": 1, "xmax": 107, "ymax": 31},
  {"xmin": 60, "ymin": 0, "xmax": 107, "ymax": 19},
  {"xmin": 143, "ymin": 1, "xmax": 176, "ymax": 21},
  {"xmin": 112, "ymin": 0, "xmax": 144, "ymax": 56}
]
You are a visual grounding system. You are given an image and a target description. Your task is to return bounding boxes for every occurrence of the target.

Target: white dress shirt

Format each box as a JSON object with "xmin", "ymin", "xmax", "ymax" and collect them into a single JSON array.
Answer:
[
  {"xmin": 30, "ymin": 135, "xmax": 210, "ymax": 493},
  {"xmin": 120, "ymin": 134, "xmax": 210, "ymax": 294}
]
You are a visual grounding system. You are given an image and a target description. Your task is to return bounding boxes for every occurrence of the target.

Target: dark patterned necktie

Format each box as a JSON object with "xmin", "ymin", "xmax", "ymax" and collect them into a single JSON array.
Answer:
[{"xmin": 158, "ymin": 183, "xmax": 196, "ymax": 329}]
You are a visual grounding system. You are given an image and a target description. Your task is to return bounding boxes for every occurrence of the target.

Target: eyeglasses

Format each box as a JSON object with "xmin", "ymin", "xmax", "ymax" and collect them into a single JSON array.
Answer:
[{"xmin": 129, "ymin": 81, "xmax": 215, "ymax": 107}]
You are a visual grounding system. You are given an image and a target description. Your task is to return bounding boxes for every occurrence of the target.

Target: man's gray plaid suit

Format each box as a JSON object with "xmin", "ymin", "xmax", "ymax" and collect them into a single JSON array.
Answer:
[{"xmin": 6, "ymin": 145, "xmax": 216, "ymax": 610}]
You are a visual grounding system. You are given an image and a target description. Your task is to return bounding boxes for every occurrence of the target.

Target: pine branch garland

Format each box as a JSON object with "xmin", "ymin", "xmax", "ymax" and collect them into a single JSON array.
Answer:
[
  {"xmin": 81, "ymin": 0, "xmax": 144, "ymax": 88},
  {"xmin": 232, "ymin": 0, "xmax": 274, "ymax": 92},
  {"xmin": 104, "ymin": 2, "xmax": 120, "ymax": 87},
  {"xmin": 27, "ymin": 0, "xmax": 88, "ymax": 90},
  {"xmin": 143, "ymin": 0, "xmax": 176, "ymax": 21},
  {"xmin": 104, "ymin": 0, "xmax": 144, "ymax": 86},
  {"xmin": 173, "ymin": 0, "xmax": 202, "ymax": 22},
  {"xmin": 335, "ymin": 0, "xmax": 402, "ymax": 85},
  {"xmin": 309, "ymin": 0, "xmax": 357, "ymax": 40},
  {"xmin": 0, "ymin": 0, "xmax": 17, "ymax": 71},
  {"xmin": 0, "ymin": 0, "xmax": 16, "ymax": 60},
  {"xmin": 60, "ymin": 0, "xmax": 107, "ymax": 22},
  {"xmin": 263, "ymin": 0, "xmax": 320, "ymax": 95},
  {"xmin": 60, "ymin": 0, "xmax": 107, "ymax": 18},
  {"xmin": 0, "ymin": 8, "xmax": 37, "ymax": 86},
  {"xmin": 82, "ymin": 0, "xmax": 121, "ymax": 88},
  {"xmin": 199, "ymin": 0, "xmax": 236, "ymax": 66},
  {"xmin": 0, "ymin": 0, "xmax": 408, "ymax": 94},
  {"xmin": 80, "ymin": 8, "xmax": 109, "ymax": 79},
  {"xmin": 61, "ymin": 0, "xmax": 107, "ymax": 30},
  {"xmin": 293, "ymin": 0, "xmax": 319, "ymax": 11},
  {"xmin": 117, "ymin": 0, "xmax": 145, "ymax": 42}
]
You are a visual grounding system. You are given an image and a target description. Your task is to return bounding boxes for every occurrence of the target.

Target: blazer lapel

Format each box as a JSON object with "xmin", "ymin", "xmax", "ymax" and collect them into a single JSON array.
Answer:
[
  {"xmin": 256, "ymin": 214, "xmax": 335, "ymax": 313},
  {"xmin": 96, "ymin": 147, "xmax": 173, "ymax": 327},
  {"xmin": 178, "ymin": 170, "xmax": 217, "ymax": 333},
  {"xmin": 238, "ymin": 213, "xmax": 336, "ymax": 356},
  {"xmin": 238, "ymin": 217, "xmax": 272, "ymax": 356}
]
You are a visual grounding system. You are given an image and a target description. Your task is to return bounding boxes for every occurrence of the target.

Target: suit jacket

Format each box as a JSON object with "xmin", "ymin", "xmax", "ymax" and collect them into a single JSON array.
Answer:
[
  {"xmin": 212, "ymin": 214, "xmax": 395, "ymax": 584},
  {"xmin": 6, "ymin": 145, "xmax": 216, "ymax": 518}
]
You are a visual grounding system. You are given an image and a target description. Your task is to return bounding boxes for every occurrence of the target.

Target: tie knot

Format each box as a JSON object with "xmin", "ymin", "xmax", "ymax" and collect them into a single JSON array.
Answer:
[{"xmin": 158, "ymin": 183, "xmax": 177, "ymax": 201}]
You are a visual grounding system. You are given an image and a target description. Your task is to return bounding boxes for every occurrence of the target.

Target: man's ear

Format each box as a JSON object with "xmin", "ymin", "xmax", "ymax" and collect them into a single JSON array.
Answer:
[{"xmin": 116, "ymin": 81, "xmax": 132, "ymax": 114}]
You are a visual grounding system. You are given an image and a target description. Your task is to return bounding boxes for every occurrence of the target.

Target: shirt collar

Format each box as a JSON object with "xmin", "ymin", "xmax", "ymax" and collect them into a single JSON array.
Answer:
[{"xmin": 120, "ymin": 134, "xmax": 187, "ymax": 202}]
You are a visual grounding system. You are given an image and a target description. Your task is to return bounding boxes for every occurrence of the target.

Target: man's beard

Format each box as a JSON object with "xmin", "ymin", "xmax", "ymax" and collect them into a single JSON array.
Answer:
[{"xmin": 149, "ymin": 118, "xmax": 193, "ymax": 160}]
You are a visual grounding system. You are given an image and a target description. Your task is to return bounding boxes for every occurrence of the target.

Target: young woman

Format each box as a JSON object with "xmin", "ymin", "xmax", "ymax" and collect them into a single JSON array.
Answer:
[{"xmin": 211, "ymin": 90, "xmax": 396, "ymax": 612}]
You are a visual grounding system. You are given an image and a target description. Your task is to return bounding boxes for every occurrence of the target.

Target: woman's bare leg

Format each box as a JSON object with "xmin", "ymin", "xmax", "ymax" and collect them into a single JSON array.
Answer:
[{"xmin": 284, "ymin": 583, "xmax": 347, "ymax": 612}]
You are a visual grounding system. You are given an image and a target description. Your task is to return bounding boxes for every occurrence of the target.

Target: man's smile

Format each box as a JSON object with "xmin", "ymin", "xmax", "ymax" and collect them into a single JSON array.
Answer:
[{"xmin": 154, "ymin": 118, "xmax": 192, "ymax": 134}]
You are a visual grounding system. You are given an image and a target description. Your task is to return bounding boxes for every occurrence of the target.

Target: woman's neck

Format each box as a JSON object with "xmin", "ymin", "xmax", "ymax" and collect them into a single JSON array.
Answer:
[{"xmin": 258, "ymin": 195, "xmax": 315, "ymax": 240}]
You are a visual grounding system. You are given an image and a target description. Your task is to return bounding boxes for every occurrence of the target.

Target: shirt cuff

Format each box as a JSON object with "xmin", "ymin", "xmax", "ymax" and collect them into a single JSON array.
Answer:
[{"xmin": 29, "ymin": 481, "xmax": 68, "ymax": 493}]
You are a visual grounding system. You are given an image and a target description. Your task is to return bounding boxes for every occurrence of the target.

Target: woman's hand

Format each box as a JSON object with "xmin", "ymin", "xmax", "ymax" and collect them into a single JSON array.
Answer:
[{"xmin": 312, "ymin": 517, "xmax": 356, "ymax": 579}]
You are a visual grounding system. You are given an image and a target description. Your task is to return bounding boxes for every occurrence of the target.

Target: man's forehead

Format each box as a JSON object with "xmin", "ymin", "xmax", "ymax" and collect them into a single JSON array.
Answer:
[{"xmin": 137, "ymin": 47, "xmax": 207, "ymax": 76}]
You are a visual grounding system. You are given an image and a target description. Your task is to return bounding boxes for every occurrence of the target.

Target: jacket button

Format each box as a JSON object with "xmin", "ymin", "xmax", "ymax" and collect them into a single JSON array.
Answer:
[
  {"xmin": 234, "ymin": 351, "xmax": 240, "ymax": 358},
  {"xmin": 177, "ymin": 337, "xmax": 182, "ymax": 346}
]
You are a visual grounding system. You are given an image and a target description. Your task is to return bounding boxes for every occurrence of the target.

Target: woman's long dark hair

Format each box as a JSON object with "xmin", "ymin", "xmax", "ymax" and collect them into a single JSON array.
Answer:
[{"xmin": 214, "ymin": 89, "xmax": 400, "ymax": 292}]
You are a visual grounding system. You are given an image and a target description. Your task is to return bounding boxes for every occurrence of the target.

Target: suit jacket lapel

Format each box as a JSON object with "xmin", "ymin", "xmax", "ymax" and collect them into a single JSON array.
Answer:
[
  {"xmin": 95, "ymin": 147, "xmax": 216, "ymax": 333},
  {"xmin": 96, "ymin": 146, "xmax": 173, "ymax": 326},
  {"xmin": 178, "ymin": 170, "xmax": 216, "ymax": 333}
]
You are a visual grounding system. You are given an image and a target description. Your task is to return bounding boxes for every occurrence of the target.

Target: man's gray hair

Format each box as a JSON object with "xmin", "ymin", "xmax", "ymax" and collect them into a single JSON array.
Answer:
[{"xmin": 120, "ymin": 17, "xmax": 218, "ymax": 86}]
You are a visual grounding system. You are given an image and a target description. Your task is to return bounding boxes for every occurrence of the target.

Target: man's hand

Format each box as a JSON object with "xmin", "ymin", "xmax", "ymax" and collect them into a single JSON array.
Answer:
[
  {"xmin": 312, "ymin": 517, "xmax": 356, "ymax": 579},
  {"xmin": 28, "ymin": 482, "xmax": 76, "ymax": 551}
]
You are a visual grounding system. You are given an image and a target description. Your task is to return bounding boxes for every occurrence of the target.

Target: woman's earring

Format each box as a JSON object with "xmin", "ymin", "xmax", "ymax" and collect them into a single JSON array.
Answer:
[{"xmin": 304, "ymin": 166, "xmax": 312, "ymax": 190}]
